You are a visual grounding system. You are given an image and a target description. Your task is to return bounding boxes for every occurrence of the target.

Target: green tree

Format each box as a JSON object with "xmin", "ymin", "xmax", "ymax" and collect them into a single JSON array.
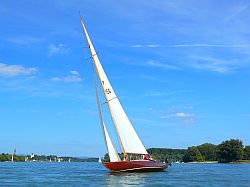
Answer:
[
  {"xmin": 197, "ymin": 143, "xmax": 217, "ymax": 161},
  {"xmin": 147, "ymin": 148, "xmax": 186, "ymax": 162},
  {"xmin": 183, "ymin": 146, "xmax": 203, "ymax": 162},
  {"xmin": 217, "ymin": 139, "xmax": 244, "ymax": 163},
  {"xmin": 0, "ymin": 153, "xmax": 11, "ymax": 162},
  {"xmin": 118, "ymin": 153, "xmax": 124, "ymax": 160},
  {"xmin": 103, "ymin": 153, "xmax": 110, "ymax": 162},
  {"xmin": 103, "ymin": 152, "xmax": 124, "ymax": 162},
  {"xmin": 243, "ymin": 146, "xmax": 250, "ymax": 160}
]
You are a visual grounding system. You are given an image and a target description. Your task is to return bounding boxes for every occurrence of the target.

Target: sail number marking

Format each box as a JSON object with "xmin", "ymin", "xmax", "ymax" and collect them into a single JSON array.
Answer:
[
  {"xmin": 105, "ymin": 88, "xmax": 111, "ymax": 94},
  {"xmin": 102, "ymin": 81, "xmax": 111, "ymax": 94}
]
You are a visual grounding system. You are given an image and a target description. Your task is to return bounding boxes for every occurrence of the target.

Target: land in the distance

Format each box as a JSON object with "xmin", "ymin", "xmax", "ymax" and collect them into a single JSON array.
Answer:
[
  {"xmin": 1, "ymin": 139, "xmax": 250, "ymax": 163},
  {"xmin": 0, "ymin": 154, "xmax": 98, "ymax": 162}
]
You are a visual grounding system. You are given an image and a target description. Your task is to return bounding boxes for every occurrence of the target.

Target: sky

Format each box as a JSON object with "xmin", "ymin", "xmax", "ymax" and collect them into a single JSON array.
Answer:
[{"xmin": 0, "ymin": 0, "xmax": 250, "ymax": 157}]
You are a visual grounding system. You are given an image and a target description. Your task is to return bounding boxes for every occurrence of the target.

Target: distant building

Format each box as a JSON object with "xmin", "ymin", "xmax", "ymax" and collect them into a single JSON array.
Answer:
[
  {"xmin": 30, "ymin": 153, "xmax": 34, "ymax": 159},
  {"xmin": 11, "ymin": 148, "xmax": 16, "ymax": 162},
  {"xmin": 13, "ymin": 148, "xmax": 16, "ymax": 156},
  {"xmin": 30, "ymin": 153, "xmax": 35, "ymax": 161}
]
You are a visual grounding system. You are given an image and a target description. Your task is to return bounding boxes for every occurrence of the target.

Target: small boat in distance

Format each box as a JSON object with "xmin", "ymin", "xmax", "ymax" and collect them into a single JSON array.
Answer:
[
  {"xmin": 80, "ymin": 17, "xmax": 169, "ymax": 172},
  {"xmin": 98, "ymin": 157, "xmax": 102, "ymax": 163}
]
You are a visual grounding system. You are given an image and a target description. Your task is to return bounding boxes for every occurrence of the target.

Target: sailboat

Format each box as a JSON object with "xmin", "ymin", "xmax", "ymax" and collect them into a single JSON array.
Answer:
[{"xmin": 80, "ymin": 17, "xmax": 169, "ymax": 172}]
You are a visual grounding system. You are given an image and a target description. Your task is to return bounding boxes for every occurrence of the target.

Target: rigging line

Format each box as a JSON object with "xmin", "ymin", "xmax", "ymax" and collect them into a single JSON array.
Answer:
[
  {"xmin": 85, "ymin": 56, "xmax": 93, "ymax": 61},
  {"xmin": 93, "ymin": 64, "xmax": 120, "ymax": 161},
  {"xmin": 80, "ymin": 17, "xmax": 127, "ymax": 158},
  {"xmin": 93, "ymin": 64, "xmax": 108, "ymax": 151},
  {"xmin": 93, "ymin": 63, "xmax": 121, "ymax": 156},
  {"xmin": 82, "ymin": 46, "xmax": 97, "ymax": 62}
]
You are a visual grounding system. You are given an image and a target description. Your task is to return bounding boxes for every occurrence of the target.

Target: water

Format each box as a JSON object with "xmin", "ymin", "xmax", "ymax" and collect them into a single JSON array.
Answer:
[{"xmin": 0, "ymin": 162, "xmax": 249, "ymax": 186}]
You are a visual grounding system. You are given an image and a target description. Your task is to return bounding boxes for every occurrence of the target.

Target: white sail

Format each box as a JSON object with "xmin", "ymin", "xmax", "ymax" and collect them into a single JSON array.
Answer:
[
  {"xmin": 94, "ymin": 70, "xmax": 120, "ymax": 162},
  {"xmin": 81, "ymin": 18, "xmax": 148, "ymax": 155},
  {"xmin": 103, "ymin": 122, "xmax": 121, "ymax": 162}
]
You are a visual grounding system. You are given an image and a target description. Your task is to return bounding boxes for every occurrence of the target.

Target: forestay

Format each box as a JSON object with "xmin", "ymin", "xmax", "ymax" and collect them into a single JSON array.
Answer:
[
  {"xmin": 81, "ymin": 18, "xmax": 148, "ymax": 155},
  {"xmin": 94, "ymin": 72, "xmax": 120, "ymax": 162}
]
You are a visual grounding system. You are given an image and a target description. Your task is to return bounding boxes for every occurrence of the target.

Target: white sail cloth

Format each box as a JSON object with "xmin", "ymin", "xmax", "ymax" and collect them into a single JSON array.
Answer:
[
  {"xmin": 94, "ymin": 70, "xmax": 120, "ymax": 162},
  {"xmin": 103, "ymin": 122, "xmax": 121, "ymax": 162},
  {"xmin": 81, "ymin": 19, "xmax": 148, "ymax": 155}
]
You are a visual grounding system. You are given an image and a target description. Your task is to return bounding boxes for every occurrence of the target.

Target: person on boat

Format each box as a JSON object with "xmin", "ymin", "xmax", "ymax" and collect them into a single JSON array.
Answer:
[
  {"xmin": 165, "ymin": 158, "xmax": 172, "ymax": 166},
  {"xmin": 144, "ymin": 154, "xmax": 150, "ymax": 160}
]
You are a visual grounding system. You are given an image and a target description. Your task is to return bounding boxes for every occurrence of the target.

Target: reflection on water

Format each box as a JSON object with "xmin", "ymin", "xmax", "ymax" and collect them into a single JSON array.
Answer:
[{"xmin": 105, "ymin": 172, "xmax": 151, "ymax": 186}]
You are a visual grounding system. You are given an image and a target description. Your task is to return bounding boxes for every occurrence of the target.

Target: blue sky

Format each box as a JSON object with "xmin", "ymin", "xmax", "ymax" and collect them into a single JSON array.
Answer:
[{"xmin": 0, "ymin": 0, "xmax": 249, "ymax": 157}]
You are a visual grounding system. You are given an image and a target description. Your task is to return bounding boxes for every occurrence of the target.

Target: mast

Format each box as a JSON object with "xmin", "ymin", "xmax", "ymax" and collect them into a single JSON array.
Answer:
[
  {"xmin": 80, "ymin": 17, "xmax": 148, "ymax": 158},
  {"xmin": 80, "ymin": 17, "xmax": 127, "ymax": 158}
]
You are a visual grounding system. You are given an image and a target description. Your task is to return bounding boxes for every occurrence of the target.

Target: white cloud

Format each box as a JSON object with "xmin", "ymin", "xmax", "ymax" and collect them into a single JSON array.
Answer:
[
  {"xmin": 48, "ymin": 43, "xmax": 69, "ymax": 56},
  {"xmin": 7, "ymin": 36, "xmax": 44, "ymax": 45},
  {"xmin": 0, "ymin": 63, "xmax": 37, "ymax": 77},
  {"xmin": 169, "ymin": 44, "xmax": 250, "ymax": 48},
  {"xmin": 131, "ymin": 44, "xmax": 161, "ymax": 48},
  {"xmin": 131, "ymin": 44, "xmax": 250, "ymax": 48},
  {"xmin": 70, "ymin": 70, "xmax": 79, "ymax": 75},
  {"xmin": 51, "ymin": 71, "xmax": 82, "ymax": 83},
  {"xmin": 51, "ymin": 76, "xmax": 82, "ymax": 83},
  {"xmin": 147, "ymin": 61, "xmax": 179, "ymax": 70},
  {"xmin": 186, "ymin": 56, "xmax": 238, "ymax": 74},
  {"xmin": 161, "ymin": 112, "xmax": 193, "ymax": 119}
]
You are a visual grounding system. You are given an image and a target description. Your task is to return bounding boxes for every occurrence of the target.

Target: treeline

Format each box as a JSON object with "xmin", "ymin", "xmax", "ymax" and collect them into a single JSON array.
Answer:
[
  {"xmin": 147, "ymin": 148, "xmax": 186, "ymax": 162},
  {"xmin": 103, "ymin": 139, "xmax": 250, "ymax": 163},
  {"xmin": 183, "ymin": 139, "xmax": 250, "ymax": 163},
  {"xmin": 0, "ymin": 154, "xmax": 25, "ymax": 162},
  {"xmin": 148, "ymin": 139, "xmax": 250, "ymax": 163}
]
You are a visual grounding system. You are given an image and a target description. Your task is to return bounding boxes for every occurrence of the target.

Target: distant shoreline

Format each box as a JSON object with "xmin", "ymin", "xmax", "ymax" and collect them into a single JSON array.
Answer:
[
  {"xmin": 186, "ymin": 160, "xmax": 250, "ymax": 164},
  {"xmin": 187, "ymin": 161, "xmax": 218, "ymax": 164},
  {"xmin": 229, "ymin": 160, "xmax": 250, "ymax": 164}
]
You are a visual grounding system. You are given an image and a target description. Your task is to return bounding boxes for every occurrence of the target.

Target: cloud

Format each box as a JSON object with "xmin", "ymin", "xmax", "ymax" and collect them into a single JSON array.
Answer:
[
  {"xmin": 0, "ymin": 63, "xmax": 38, "ymax": 77},
  {"xmin": 186, "ymin": 56, "xmax": 238, "ymax": 74},
  {"xmin": 51, "ymin": 70, "xmax": 82, "ymax": 83},
  {"xmin": 48, "ymin": 43, "xmax": 69, "ymax": 56},
  {"xmin": 161, "ymin": 112, "xmax": 195, "ymax": 125},
  {"xmin": 146, "ymin": 61, "xmax": 179, "ymax": 70},
  {"xmin": 51, "ymin": 76, "xmax": 82, "ymax": 83},
  {"xmin": 169, "ymin": 44, "xmax": 250, "ymax": 48},
  {"xmin": 161, "ymin": 112, "xmax": 193, "ymax": 119},
  {"xmin": 6, "ymin": 36, "xmax": 44, "ymax": 45},
  {"xmin": 69, "ymin": 70, "xmax": 79, "ymax": 75},
  {"xmin": 144, "ymin": 91, "xmax": 180, "ymax": 97},
  {"xmin": 131, "ymin": 44, "xmax": 161, "ymax": 48},
  {"xmin": 131, "ymin": 44, "xmax": 250, "ymax": 48}
]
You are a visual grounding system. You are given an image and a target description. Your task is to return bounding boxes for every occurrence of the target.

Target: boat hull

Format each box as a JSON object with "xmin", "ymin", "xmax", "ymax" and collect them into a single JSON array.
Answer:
[{"xmin": 102, "ymin": 160, "xmax": 168, "ymax": 172}]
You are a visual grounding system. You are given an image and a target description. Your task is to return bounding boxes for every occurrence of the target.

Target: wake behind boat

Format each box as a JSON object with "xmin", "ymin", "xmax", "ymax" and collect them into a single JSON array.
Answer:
[{"xmin": 80, "ymin": 17, "xmax": 169, "ymax": 172}]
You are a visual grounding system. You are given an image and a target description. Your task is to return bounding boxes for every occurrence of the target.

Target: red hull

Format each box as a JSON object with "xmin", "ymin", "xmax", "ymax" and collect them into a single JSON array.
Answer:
[{"xmin": 103, "ymin": 160, "xmax": 168, "ymax": 172}]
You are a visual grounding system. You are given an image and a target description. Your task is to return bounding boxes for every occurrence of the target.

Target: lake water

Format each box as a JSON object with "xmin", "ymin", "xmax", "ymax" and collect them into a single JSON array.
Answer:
[{"xmin": 0, "ymin": 162, "xmax": 249, "ymax": 186}]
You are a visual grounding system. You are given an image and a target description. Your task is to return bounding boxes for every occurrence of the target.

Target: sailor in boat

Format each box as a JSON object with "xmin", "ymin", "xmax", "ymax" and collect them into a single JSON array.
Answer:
[
  {"xmin": 144, "ymin": 154, "xmax": 155, "ymax": 161},
  {"xmin": 80, "ymin": 17, "xmax": 168, "ymax": 172},
  {"xmin": 165, "ymin": 157, "xmax": 172, "ymax": 166}
]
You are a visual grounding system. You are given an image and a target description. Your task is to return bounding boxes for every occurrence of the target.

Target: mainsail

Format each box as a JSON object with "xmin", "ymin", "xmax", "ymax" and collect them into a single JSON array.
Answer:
[{"xmin": 81, "ymin": 17, "xmax": 148, "ymax": 156}]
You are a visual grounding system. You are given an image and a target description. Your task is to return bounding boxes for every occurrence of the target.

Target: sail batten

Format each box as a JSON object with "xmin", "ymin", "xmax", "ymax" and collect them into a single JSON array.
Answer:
[{"xmin": 81, "ymin": 18, "xmax": 148, "ymax": 156}]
